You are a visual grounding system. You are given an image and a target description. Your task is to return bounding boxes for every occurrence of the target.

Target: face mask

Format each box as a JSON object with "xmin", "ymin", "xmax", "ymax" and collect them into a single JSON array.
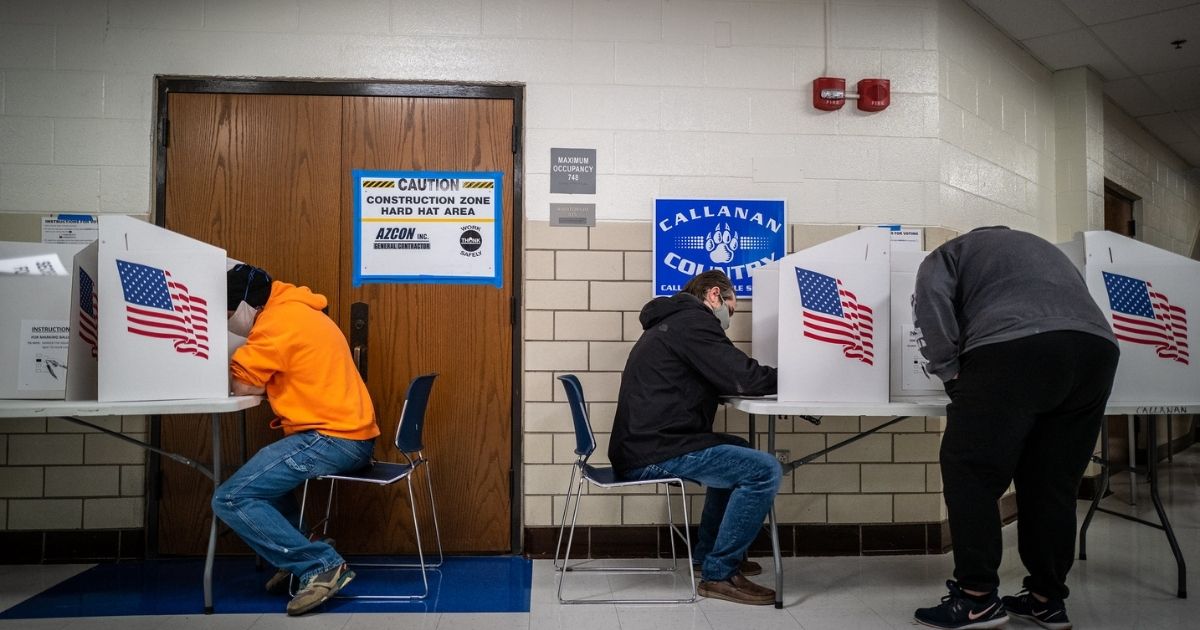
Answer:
[
  {"xmin": 228, "ymin": 300, "xmax": 258, "ymax": 337},
  {"xmin": 711, "ymin": 300, "xmax": 731, "ymax": 330}
]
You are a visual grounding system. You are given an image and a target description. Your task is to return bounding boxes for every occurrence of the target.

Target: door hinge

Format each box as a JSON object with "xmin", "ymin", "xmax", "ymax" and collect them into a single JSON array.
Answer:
[
  {"xmin": 509, "ymin": 295, "xmax": 517, "ymax": 326},
  {"xmin": 1127, "ymin": 219, "xmax": 1136, "ymax": 236},
  {"xmin": 511, "ymin": 125, "xmax": 519, "ymax": 154},
  {"xmin": 161, "ymin": 118, "xmax": 170, "ymax": 148}
]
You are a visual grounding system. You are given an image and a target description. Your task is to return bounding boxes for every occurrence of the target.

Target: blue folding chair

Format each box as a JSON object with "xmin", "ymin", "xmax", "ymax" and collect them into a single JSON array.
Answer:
[
  {"xmin": 298, "ymin": 372, "xmax": 444, "ymax": 600},
  {"xmin": 553, "ymin": 374, "xmax": 696, "ymax": 604}
]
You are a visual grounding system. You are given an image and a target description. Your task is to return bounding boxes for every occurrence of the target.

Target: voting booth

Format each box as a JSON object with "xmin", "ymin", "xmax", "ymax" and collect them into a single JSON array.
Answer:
[
  {"xmin": 1061, "ymin": 231, "xmax": 1199, "ymax": 404},
  {"xmin": 888, "ymin": 250, "xmax": 945, "ymax": 400},
  {"xmin": 65, "ymin": 215, "xmax": 228, "ymax": 402},
  {"xmin": 751, "ymin": 228, "xmax": 891, "ymax": 402},
  {"xmin": 0, "ymin": 241, "xmax": 86, "ymax": 399}
]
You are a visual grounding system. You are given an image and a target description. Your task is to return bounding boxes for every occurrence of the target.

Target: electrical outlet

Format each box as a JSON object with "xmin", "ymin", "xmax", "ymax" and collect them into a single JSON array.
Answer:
[{"xmin": 775, "ymin": 449, "xmax": 790, "ymax": 465}]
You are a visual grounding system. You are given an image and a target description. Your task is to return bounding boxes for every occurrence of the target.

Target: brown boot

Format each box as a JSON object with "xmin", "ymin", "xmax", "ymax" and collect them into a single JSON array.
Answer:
[{"xmin": 697, "ymin": 573, "xmax": 775, "ymax": 605}]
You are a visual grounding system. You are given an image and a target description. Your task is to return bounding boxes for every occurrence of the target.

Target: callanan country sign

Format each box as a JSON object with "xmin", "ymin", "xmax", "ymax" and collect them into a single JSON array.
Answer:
[{"xmin": 653, "ymin": 198, "xmax": 787, "ymax": 298}]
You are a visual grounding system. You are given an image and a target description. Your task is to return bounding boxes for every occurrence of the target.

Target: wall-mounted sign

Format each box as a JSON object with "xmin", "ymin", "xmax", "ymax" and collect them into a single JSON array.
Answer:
[
  {"xmin": 654, "ymin": 198, "xmax": 787, "ymax": 298},
  {"xmin": 42, "ymin": 214, "xmax": 98, "ymax": 245},
  {"xmin": 866, "ymin": 224, "xmax": 924, "ymax": 251},
  {"xmin": 352, "ymin": 170, "xmax": 503, "ymax": 287},
  {"xmin": 549, "ymin": 203, "xmax": 596, "ymax": 227},
  {"xmin": 550, "ymin": 148, "xmax": 596, "ymax": 194}
]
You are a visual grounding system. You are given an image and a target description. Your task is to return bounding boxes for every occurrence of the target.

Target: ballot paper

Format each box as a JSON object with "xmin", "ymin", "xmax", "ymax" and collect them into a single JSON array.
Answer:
[{"xmin": 0, "ymin": 253, "xmax": 68, "ymax": 276}]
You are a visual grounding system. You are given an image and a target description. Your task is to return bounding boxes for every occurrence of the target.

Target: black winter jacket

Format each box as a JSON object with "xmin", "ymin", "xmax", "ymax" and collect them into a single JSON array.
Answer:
[{"xmin": 608, "ymin": 293, "xmax": 777, "ymax": 473}]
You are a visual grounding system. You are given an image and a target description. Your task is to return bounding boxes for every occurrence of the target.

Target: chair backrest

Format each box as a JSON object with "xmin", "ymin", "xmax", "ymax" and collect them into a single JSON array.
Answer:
[
  {"xmin": 394, "ymin": 372, "xmax": 438, "ymax": 453},
  {"xmin": 557, "ymin": 374, "xmax": 596, "ymax": 460}
]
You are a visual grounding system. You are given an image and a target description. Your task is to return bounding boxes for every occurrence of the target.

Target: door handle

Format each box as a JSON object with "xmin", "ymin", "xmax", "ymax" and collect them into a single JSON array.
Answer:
[{"xmin": 350, "ymin": 302, "xmax": 369, "ymax": 380}]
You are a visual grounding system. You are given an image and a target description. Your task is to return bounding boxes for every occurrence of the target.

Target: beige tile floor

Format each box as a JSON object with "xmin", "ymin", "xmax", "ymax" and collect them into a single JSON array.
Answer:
[{"xmin": 3, "ymin": 446, "xmax": 1199, "ymax": 629}]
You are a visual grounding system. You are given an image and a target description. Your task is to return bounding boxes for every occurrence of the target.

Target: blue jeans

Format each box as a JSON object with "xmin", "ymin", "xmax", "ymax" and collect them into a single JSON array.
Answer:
[
  {"xmin": 626, "ymin": 444, "xmax": 781, "ymax": 582},
  {"xmin": 212, "ymin": 430, "xmax": 375, "ymax": 583}
]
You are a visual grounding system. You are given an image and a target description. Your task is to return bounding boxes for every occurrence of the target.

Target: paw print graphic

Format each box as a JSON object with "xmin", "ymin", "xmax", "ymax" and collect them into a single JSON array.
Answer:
[{"xmin": 704, "ymin": 223, "xmax": 739, "ymax": 263}]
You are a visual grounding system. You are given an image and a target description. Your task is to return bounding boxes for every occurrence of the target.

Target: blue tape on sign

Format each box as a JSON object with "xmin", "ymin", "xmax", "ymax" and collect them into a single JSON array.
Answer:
[
  {"xmin": 653, "ymin": 198, "xmax": 787, "ymax": 298},
  {"xmin": 56, "ymin": 214, "xmax": 96, "ymax": 222},
  {"xmin": 877, "ymin": 224, "xmax": 901, "ymax": 231}
]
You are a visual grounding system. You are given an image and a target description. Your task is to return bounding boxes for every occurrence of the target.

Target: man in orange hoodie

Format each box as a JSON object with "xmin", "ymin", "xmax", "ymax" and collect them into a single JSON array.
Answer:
[{"xmin": 213, "ymin": 264, "xmax": 380, "ymax": 616}]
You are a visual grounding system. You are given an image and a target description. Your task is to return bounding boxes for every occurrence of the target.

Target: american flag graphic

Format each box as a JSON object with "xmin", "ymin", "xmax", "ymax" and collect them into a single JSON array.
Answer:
[
  {"xmin": 795, "ymin": 267, "xmax": 874, "ymax": 365},
  {"xmin": 78, "ymin": 268, "xmax": 98, "ymax": 358},
  {"xmin": 1103, "ymin": 271, "xmax": 1189, "ymax": 365},
  {"xmin": 116, "ymin": 260, "xmax": 210, "ymax": 360}
]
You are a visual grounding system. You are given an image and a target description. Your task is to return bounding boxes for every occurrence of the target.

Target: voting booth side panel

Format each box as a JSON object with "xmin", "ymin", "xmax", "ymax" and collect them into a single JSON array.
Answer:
[
  {"xmin": 95, "ymin": 217, "xmax": 228, "ymax": 402},
  {"xmin": 66, "ymin": 242, "xmax": 100, "ymax": 401},
  {"xmin": 750, "ymin": 263, "xmax": 780, "ymax": 368},
  {"xmin": 0, "ymin": 241, "xmax": 85, "ymax": 400},
  {"xmin": 889, "ymin": 250, "xmax": 944, "ymax": 400},
  {"xmin": 775, "ymin": 229, "xmax": 891, "ymax": 403},
  {"xmin": 1086, "ymin": 260, "xmax": 1199, "ymax": 404}
]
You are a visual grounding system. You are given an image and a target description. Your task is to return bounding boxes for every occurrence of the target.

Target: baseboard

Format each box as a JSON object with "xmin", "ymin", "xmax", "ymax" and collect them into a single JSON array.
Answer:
[
  {"xmin": 524, "ymin": 521, "xmax": 951, "ymax": 559},
  {"xmin": 0, "ymin": 529, "xmax": 145, "ymax": 564}
]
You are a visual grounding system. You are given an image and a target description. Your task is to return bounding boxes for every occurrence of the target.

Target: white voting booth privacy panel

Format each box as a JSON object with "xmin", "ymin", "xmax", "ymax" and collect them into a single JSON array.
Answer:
[
  {"xmin": 0, "ymin": 241, "xmax": 85, "ymax": 399},
  {"xmin": 66, "ymin": 241, "xmax": 99, "ymax": 400},
  {"xmin": 1073, "ymin": 231, "xmax": 1199, "ymax": 404},
  {"xmin": 889, "ymin": 250, "xmax": 944, "ymax": 399},
  {"xmin": 754, "ymin": 228, "xmax": 891, "ymax": 403},
  {"xmin": 66, "ymin": 216, "xmax": 229, "ymax": 402}
]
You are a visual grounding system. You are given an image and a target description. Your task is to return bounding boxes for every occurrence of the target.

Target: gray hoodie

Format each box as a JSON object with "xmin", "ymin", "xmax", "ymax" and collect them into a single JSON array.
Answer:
[{"xmin": 913, "ymin": 226, "xmax": 1117, "ymax": 381}]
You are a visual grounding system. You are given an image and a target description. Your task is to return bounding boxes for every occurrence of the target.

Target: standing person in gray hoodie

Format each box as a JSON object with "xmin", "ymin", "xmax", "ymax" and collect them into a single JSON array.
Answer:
[{"xmin": 911, "ymin": 227, "xmax": 1119, "ymax": 630}]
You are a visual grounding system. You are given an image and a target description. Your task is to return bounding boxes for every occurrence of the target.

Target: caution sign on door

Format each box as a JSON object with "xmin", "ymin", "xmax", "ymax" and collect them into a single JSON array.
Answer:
[{"xmin": 352, "ymin": 170, "xmax": 503, "ymax": 287}]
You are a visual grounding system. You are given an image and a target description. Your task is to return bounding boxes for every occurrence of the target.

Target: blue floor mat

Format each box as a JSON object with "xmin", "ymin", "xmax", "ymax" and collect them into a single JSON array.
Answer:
[{"xmin": 0, "ymin": 555, "xmax": 531, "ymax": 618}]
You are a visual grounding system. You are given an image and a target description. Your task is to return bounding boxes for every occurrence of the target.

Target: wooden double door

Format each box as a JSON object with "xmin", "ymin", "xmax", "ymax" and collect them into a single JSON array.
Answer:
[{"xmin": 155, "ymin": 83, "xmax": 519, "ymax": 555}]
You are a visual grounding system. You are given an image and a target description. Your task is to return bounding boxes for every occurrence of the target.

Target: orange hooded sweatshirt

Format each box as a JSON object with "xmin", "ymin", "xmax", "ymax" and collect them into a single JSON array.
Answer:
[{"xmin": 230, "ymin": 281, "xmax": 379, "ymax": 441}]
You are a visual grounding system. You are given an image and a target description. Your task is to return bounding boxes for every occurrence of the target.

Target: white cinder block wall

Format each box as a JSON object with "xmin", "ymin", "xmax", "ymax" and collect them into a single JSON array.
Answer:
[{"xmin": 1, "ymin": 0, "xmax": 1198, "ymax": 540}]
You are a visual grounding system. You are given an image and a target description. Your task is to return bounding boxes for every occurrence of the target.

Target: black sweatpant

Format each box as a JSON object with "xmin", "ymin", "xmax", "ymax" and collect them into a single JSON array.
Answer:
[{"xmin": 940, "ymin": 331, "xmax": 1119, "ymax": 600}]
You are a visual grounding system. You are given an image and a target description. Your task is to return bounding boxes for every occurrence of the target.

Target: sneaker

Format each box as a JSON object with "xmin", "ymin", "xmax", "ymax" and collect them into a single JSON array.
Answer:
[
  {"xmin": 914, "ymin": 580, "xmax": 1008, "ymax": 629},
  {"xmin": 693, "ymin": 559, "xmax": 763, "ymax": 578},
  {"xmin": 266, "ymin": 538, "xmax": 336, "ymax": 596},
  {"xmin": 264, "ymin": 568, "xmax": 292, "ymax": 596},
  {"xmin": 286, "ymin": 563, "xmax": 355, "ymax": 616},
  {"xmin": 1001, "ymin": 589, "xmax": 1071, "ymax": 629},
  {"xmin": 697, "ymin": 573, "xmax": 775, "ymax": 606}
]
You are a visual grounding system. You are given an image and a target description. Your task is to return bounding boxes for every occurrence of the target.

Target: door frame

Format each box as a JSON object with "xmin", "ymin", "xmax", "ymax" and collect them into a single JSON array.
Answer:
[{"xmin": 151, "ymin": 76, "xmax": 525, "ymax": 554}]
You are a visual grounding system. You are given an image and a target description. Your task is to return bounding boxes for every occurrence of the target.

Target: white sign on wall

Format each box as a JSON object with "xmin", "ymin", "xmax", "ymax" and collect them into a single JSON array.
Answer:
[{"xmin": 353, "ymin": 170, "xmax": 503, "ymax": 287}]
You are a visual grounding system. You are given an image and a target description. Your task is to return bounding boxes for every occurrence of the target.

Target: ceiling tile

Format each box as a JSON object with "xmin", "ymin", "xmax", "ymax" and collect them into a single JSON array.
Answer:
[
  {"xmin": 1104, "ymin": 76, "xmax": 1173, "ymax": 116},
  {"xmin": 1059, "ymin": 0, "xmax": 1197, "ymax": 26},
  {"xmin": 965, "ymin": 0, "xmax": 1080, "ymax": 40},
  {"xmin": 1167, "ymin": 140, "xmax": 1200, "ymax": 168},
  {"xmin": 1137, "ymin": 112, "xmax": 1196, "ymax": 140},
  {"xmin": 1022, "ymin": 29, "xmax": 1132, "ymax": 79},
  {"xmin": 1090, "ymin": 5, "xmax": 1200, "ymax": 74},
  {"xmin": 1181, "ymin": 108, "xmax": 1200, "ymax": 134},
  {"xmin": 1142, "ymin": 66, "xmax": 1200, "ymax": 108}
]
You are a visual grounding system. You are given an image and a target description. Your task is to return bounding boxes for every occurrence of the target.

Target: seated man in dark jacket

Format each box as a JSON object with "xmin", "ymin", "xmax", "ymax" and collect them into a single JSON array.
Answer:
[{"xmin": 609, "ymin": 270, "xmax": 780, "ymax": 605}]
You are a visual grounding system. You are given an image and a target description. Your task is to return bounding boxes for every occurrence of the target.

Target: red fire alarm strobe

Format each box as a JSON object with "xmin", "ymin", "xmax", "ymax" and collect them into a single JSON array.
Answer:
[
  {"xmin": 857, "ymin": 78, "xmax": 890, "ymax": 112},
  {"xmin": 813, "ymin": 77, "xmax": 846, "ymax": 111}
]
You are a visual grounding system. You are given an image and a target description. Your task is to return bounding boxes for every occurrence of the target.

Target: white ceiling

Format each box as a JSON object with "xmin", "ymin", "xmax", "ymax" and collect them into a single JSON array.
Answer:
[{"xmin": 965, "ymin": 0, "xmax": 1200, "ymax": 170}]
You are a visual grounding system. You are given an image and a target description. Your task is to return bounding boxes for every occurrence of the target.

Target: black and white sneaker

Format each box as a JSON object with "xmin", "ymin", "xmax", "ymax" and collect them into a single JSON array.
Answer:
[
  {"xmin": 914, "ymin": 580, "xmax": 1008, "ymax": 629},
  {"xmin": 1001, "ymin": 589, "xmax": 1071, "ymax": 629}
]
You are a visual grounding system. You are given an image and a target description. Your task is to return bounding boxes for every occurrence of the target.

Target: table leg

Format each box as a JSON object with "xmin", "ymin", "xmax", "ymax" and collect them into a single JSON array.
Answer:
[
  {"xmin": 204, "ymin": 412, "xmax": 221, "ymax": 614},
  {"xmin": 1078, "ymin": 418, "xmax": 1108, "ymax": 561},
  {"xmin": 1145, "ymin": 417, "xmax": 1187, "ymax": 598},
  {"xmin": 1127, "ymin": 415, "xmax": 1137, "ymax": 506},
  {"xmin": 769, "ymin": 505, "xmax": 782, "ymax": 609},
  {"xmin": 767, "ymin": 414, "xmax": 782, "ymax": 608}
]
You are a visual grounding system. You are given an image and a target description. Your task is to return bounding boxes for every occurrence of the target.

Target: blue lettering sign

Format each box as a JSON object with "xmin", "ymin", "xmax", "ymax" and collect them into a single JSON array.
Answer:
[{"xmin": 653, "ymin": 199, "xmax": 787, "ymax": 298}]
